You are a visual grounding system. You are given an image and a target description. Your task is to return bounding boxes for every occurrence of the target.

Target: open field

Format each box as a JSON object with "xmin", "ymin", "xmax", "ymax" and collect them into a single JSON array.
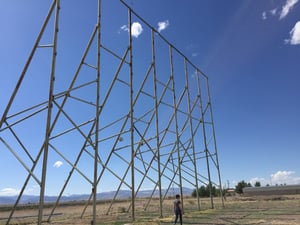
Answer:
[{"xmin": 0, "ymin": 195, "xmax": 299, "ymax": 224}]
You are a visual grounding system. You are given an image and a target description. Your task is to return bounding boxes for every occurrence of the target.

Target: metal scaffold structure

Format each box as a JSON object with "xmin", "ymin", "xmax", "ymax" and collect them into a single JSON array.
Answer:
[{"xmin": 0, "ymin": 0, "xmax": 223, "ymax": 224}]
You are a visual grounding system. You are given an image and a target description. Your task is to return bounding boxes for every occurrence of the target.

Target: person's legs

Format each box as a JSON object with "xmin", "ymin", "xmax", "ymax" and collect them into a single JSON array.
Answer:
[
  {"xmin": 179, "ymin": 212, "xmax": 182, "ymax": 225},
  {"xmin": 174, "ymin": 212, "xmax": 178, "ymax": 224}
]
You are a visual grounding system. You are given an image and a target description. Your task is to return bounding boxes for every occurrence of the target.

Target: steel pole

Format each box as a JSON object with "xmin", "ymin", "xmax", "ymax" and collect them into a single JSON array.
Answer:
[{"xmin": 38, "ymin": 0, "xmax": 60, "ymax": 223}]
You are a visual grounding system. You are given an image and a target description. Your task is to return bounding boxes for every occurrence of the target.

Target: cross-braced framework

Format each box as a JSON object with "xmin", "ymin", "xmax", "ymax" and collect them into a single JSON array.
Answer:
[{"xmin": 0, "ymin": 0, "xmax": 223, "ymax": 224}]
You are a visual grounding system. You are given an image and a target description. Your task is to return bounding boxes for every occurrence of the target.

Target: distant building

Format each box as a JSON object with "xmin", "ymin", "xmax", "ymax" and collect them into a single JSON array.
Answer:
[
  {"xmin": 225, "ymin": 188, "xmax": 236, "ymax": 195},
  {"xmin": 243, "ymin": 185, "xmax": 300, "ymax": 196}
]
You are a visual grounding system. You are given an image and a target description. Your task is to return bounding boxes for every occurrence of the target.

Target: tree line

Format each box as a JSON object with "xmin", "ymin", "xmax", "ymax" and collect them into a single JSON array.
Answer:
[
  {"xmin": 192, "ymin": 180, "xmax": 263, "ymax": 197},
  {"xmin": 191, "ymin": 184, "xmax": 223, "ymax": 197}
]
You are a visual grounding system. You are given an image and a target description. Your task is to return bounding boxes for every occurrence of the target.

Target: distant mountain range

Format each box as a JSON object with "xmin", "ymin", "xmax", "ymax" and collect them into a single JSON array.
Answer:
[{"xmin": 0, "ymin": 187, "xmax": 193, "ymax": 205}]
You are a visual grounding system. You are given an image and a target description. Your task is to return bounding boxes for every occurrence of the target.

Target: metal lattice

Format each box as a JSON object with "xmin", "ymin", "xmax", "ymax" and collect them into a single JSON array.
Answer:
[{"xmin": 0, "ymin": 0, "xmax": 223, "ymax": 224}]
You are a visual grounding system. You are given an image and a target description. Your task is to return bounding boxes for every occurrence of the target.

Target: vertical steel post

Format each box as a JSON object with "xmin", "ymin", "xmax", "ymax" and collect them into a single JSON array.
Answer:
[
  {"xmin": 128, "ymin": 8, "xmax": 135, "ymax": 221},
  {"xmin": 184, "ymin": 59, "xmax": 201, "ymax": 210},
  {"xmin": 38, "ymin": 0, "xmax": 60, "ymax": 223},
  {"xmin": 151, "ymin": 29, "xmax": 163, "ymax": 217},
  {"xmin": 92, "ymin": 0, "xmax": 102, "ymax": 224},
  {"xmin": 196, "ymin": 74, "xmax": 214, "ymax": 209},
  {"xmin": 169, "ymin": 46, "xmax": 184, "ymax": 208},
  {"xmin": 206, "ymin": 78, "xmax": 224, "ymax": 207}
]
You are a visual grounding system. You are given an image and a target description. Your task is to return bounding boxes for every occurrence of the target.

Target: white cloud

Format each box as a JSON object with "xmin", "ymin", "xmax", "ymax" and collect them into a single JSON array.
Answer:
[
  {"xmin": 0, "ymin": 188, "xmax": 19, "ymax": 196},
  {"xmin": 53, "ymin": 160, "xmax": 63, "ymax": 168},
  {"xmin": 120, "ymin": 24, "xmax": 128, "ymax": 32},
  {"xmin": 249, "ymin": 177, "xmax": 268, "ymax": 186},
  {"xmin": 271, "ymin": 170, "xmax": 300, "ymax": 185},
  {"xmin": 270, "ymin": 8, "xmax": 277, "ymax": 16},
  {"xmin": 248, "ymin": 170, "xmax": 300, "ymax": 187},
  {"xmin": 262, "ymin": 1, "xmax": 299, "ymax": 45},
  {"xmin": 261, "ymin": 8, "xmax": 277, "ymax": 20},
  {"xmin": 131, "ymin": 22, "xmax": 143, "ymax": 38},
  {"xmin": 279, "ymin": 0, "xmax": 299, "ymax": 20},
  {"xmin": 157, "ymin": 20, "xmax": 169, "ymax": 33},
  {"xmin": 285, "ymin": 21, "xmax": 300, "ymax": 45},
  {"xmin": 0, "ymin": 185, "xmax": 40, "ymax": 196},
  {"xmin": 262, "ymin": 0, "xmax": 298, "ymax": 20},
  {"xmin": 119, "ymin": 22, "xmax": 143, "ymax": 38}
]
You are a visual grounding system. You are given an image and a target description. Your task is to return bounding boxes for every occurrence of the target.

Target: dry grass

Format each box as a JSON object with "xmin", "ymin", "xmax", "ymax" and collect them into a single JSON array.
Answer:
[{"xmin": 0, "ymin": 195, "xmax": 299, "ymax": 224}]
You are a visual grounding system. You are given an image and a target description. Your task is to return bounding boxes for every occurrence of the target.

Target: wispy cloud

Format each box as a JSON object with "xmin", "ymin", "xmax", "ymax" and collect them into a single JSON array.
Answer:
[
  {"xmin": 157, "ymin": 20, "xmax": 169, "ymax": 33},
  {"xmin": 261, "ymin": 9, "xmax": 277, "ymax": 20},
  {"xmin": 285, "ymin": 21, "xmax": 300, "ymax": 45},
  {"xmin": 0, "ymin": 188, "xmax": 19, "ymax": 196},
  {"xmin": 53, "ymin": 160, "xmax": 63, "ymax": 168},
  {"xmin": 262, "ymin": 0, "xmax": 298, "ymax": 20},
  {"xmin": 120, "ymin": 22, "xmax": 143, "ymax": 38},
  {"xmin": 270, "ymin": 8, "xmax": 277, "ymax": 16},
  {"xmin": 120, "ymin": 24, "xmax": 128, "ymax": 32},
  {"xmin": 186, "ymin": 43, "xmax": 199, "ymax": 58},
  {"xmin": 0, "ymin": 185, "xmax": 40, "ymax": 196},
  {"xmin": 262, "ymin": 1, "xmax": 299, "ymax": 46},
  {"xmin": 249, "ymin": 177, "xmax": 268, "ymax": 185},
  {"xmin": 279, "ymin": 0, "xmax": 299, "ymax": 20},
  {"xmin": 191, "ymin": 69, "xmax": 198, "ymax": 80}
]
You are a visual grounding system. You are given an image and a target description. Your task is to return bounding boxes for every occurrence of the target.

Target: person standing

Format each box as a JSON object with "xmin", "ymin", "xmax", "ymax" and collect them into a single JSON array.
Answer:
[{"xmin": 173, "ymin": 194, "xmax": 182, "ymax": 225}]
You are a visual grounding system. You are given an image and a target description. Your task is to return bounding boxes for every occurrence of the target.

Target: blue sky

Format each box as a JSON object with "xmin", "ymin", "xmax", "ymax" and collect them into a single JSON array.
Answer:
[{"xmin": 0, "ymin": 0, "xmax": 300, "ymax": 196}]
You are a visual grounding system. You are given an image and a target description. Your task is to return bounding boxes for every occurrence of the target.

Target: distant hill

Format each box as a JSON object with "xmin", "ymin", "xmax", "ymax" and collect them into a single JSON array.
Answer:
[{"xmin": 0, "ymin": 187, "xmax": 193, "ymax": 205}]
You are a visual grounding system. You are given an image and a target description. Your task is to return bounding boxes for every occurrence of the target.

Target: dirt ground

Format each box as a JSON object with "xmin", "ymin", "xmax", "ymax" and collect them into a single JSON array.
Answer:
[{"xmin": 0, "ymin": 194, "xmax": 299, "ymax": 224}]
